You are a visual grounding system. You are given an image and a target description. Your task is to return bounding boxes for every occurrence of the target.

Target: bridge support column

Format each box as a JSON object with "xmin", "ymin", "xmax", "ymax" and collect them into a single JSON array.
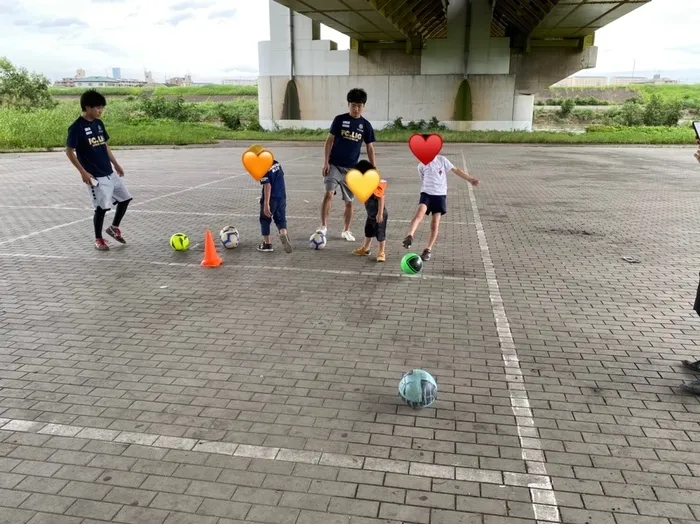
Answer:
[{"xmin": 257, "ymin": 0, "xmax": 597, "ymax": 132}]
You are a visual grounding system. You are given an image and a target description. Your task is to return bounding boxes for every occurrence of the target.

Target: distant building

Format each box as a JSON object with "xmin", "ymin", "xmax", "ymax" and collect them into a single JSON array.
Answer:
[
  {"xmin": 552, "ymin": 73, "xmax": 679, "ymax": 88},
  {"xmin": 648, "ymin": 73, "xmax": 678, "ymax": 85},
  {"xmin": 166, "ymin": 74, "xmax": 193, "ymax": 86},
  {"xmin": 72, "ymin": 76, "xmax": 146, "ymax": 88},
  {"xmin": 609, "ymin": 76, "xmax": 648, "ymax": 86},
  {"xmin": 144, "ymin": 70, "xmax": 154, "ymax": 84},
  {"xmin": 609, "ymin": 74, "xmax": 679, "ymax": 85},
  {"xmin": 553, "ymin": 76, "xmax": 608, "ymax": 87},
  {"xmin": 222, "ymin": 77, "xmax": 257, "ymax": 86},
  {"xmin": 54, "ymin": 68, "xmax": 148, "ymax": 88}
]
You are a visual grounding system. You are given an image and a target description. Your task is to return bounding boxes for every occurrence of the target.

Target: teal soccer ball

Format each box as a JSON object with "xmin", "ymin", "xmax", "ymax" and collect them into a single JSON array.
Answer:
[{"xmin": 398, "ymin": 369, "xmax": 437, "ymax": 408}]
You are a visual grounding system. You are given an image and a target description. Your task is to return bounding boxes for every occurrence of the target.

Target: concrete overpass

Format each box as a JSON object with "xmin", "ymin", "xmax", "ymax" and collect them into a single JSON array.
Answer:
[{"xmin": 257, "ymin": 0, "xmax": 652, "ymax": 131}]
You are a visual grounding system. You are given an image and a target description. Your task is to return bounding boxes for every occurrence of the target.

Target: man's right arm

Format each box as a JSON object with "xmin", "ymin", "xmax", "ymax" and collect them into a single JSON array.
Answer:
[
  {"xmin": 65, "ymin": 148, "xmax": 93, "ymax": 185},
  {"xmin": 65, "ymin": 127, "xmax": 93, "ymax": 185}
]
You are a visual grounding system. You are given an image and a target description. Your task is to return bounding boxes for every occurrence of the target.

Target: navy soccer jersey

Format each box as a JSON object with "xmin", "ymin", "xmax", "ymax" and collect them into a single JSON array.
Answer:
[
  {"xmin": 328, "ymin": 113, "xmax": 376, "ymax": 168},
  {"xmin": 66, "ymin": 117, "xmax": 113, "ymax": 177},
  {"xmin": 260, "ymin": 160, "xmax": 286, "ymax": 200}
]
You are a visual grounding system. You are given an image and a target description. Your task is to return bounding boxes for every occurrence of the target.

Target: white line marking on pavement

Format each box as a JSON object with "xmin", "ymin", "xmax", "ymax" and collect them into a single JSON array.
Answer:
[
  {"xmin": 0, "ymin": 174, "xmax": 237, "ymax": 246},
  {"xmin": 462, "ymin": 149, "xmax": 560, "ymax": 523},
  {"xmin": 0, "ymin": 417, "xmax": 527, "ymax": 483},
  {"xmin": 0, "ymin": 251, "xmax": 472, "ymax": 281},
  {"xmin": 0, "ymin": 206, "xmax": 470, "ymax": 226},
  {"xmin": 0, "ymin": 154, "xmax": 314, "ymax": 247}
]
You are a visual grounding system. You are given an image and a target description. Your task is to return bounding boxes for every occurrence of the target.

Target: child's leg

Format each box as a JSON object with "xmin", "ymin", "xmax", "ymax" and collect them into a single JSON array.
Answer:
[
  {"xmin": 274, "ymin": 200, "xmax": 293, "ymax": 253},
  {"xmin": 427, "ymin": 214, "xmax": 441, "ymax": 249},
  {"xmin": 407, "ymin": 204, "xmax": 427, "ymax": 237},
  {"xmin": 353, "ymin": 218, "xmax": 374, "ymax": 255},
  {"xmin": 419, "ymin": 214, "xmax": 441, "ymax": 261},
  {"xmin": 259, "ymin": 203, "xmax": 273, "ymax": 249},
  {"xmin": 376, "ymin": 213, "xmax": 387, "ymax": 256}
]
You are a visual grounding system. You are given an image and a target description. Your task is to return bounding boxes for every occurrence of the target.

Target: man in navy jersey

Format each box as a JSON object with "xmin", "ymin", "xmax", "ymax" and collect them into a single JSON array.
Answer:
[
  {"xmin": 65, "ymin": 90, "xmax": 132, "ymax": 251},
  {"xmin": 316, "ymin": 88, "xmax": 377, "ymax": 242}
]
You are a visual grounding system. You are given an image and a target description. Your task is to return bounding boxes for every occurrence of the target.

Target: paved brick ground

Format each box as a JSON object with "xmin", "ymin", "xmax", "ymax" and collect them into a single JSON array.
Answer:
[{"xmin": 0, "ymin": 143, "xmax": 699, "ymax": 524}]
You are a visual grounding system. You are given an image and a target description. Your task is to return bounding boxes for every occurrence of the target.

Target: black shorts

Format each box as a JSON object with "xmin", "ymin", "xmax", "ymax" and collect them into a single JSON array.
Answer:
[
  {"xmin": 364, "ymin": 212, "xmax": 388, "ymax": 242},
  {"xmin": 419, "ymin": 192, "xmax": 447, "ymax": 215}
]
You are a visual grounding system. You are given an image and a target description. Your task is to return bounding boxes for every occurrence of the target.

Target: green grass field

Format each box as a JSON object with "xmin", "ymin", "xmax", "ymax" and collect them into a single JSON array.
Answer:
[
  {"xmin": 548, "ymin": 84, "xmax": 700, "ymax": 109},
  {"xmin": 2, "ymin": 92, "xmax": 697, "ymax": 151},
  {"xmin": 631, "ymin": 84, "xmax": 700, "ymax": 109}
]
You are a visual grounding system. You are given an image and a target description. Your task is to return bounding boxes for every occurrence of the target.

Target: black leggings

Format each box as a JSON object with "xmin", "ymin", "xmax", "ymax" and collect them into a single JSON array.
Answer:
[{"xmin": 94, "ymin": 199, "xmax": 131, "ymax": 239}]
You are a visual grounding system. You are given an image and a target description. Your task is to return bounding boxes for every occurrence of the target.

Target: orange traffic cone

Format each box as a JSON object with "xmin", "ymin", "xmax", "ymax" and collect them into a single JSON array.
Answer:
[{"xmin": 201, "ymin": 230, "xmax": 223, "ymax": 267}]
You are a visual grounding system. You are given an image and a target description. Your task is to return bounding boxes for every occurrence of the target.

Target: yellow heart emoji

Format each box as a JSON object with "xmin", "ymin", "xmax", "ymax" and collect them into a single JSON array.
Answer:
[
  {"xmin": 242, "ymin": 148, "xmax": 274, "ymax": 182},
  {"xmin": 345, "ymin": 168, "xmax": 381, "ymax": 203}
]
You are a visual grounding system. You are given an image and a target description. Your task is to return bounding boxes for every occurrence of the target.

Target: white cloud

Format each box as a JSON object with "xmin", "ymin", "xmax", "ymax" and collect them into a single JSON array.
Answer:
[
  {"xmin": 586, "ymin": 0, "xmax": 700, "ymax": 77},
  {"xmin": 0, "ymin": 0, "xmax": 696, "ymax": 83}
]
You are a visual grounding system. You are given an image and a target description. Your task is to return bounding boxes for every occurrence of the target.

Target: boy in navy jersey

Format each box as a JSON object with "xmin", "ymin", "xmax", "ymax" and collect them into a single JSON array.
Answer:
[
  {"xmin": 257, "ymin": 149, "xmax": 292, "ymax": 253},
  {"xmin": 316, "ymin": 88, "xmax": 376, "ymax": 242},
  {"xmin": 65, "ymin": 90, "xmax": 132, "ymax": 251}
]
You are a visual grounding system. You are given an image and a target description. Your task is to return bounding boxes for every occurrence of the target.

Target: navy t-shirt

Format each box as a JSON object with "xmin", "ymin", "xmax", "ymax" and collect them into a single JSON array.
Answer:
[
  {"xmin": 328, "ymin": 113, "xmax": 376, "ymax": 168},
  {"xmin": 66, "ymin": 117, "xmax": 113, "ymax": 177},
  {"xmin": 260, "ymin": 160, "xmax": 286, "ymax": 200}
]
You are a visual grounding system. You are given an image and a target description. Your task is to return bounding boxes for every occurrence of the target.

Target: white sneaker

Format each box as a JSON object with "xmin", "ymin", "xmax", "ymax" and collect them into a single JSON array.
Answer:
[{"xmin": 341, "ymin": 231, "xmax": 356, "ymax": 242}]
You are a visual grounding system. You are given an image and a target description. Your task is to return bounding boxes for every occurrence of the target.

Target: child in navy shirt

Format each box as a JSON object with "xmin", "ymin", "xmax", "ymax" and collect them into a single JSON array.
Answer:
[{"xmin": 257, "ymin": 151, "xmax": 292, "ymax": 253}]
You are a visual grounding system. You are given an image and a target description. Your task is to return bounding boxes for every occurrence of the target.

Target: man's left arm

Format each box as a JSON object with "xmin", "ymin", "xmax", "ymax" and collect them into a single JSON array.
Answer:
[
  {"xmin": 366, "ymin": 142, "xmax": 376, "ymax": 166},
  {"xmin": 105, "ymin": 144, "xmax": 124, "ymax": 176},
  {"xmin": 365, "ymin": 123, "xmax": 377, "ymax": 166}
]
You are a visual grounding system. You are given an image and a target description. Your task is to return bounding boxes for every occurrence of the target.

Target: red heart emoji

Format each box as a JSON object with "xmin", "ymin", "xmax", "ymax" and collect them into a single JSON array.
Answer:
[{"xmin": 408, "ymin": 133, "xmax": 443, "ymax": 165}]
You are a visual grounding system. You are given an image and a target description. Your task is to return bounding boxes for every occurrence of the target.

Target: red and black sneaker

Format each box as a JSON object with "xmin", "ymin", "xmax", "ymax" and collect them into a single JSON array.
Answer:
[
  {"xmin": 106, "ymin": 226, "xmax": 126, "ymax": 244},
  {"xmin": 94, "ymin": 238, "xmax": 110, "ymax": 251}
]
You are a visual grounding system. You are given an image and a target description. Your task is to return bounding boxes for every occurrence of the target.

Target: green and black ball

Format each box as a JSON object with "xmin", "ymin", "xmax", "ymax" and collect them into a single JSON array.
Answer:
[{"xmin": 401, "ymin": 253, "xmax": 423, "ymax": 274}]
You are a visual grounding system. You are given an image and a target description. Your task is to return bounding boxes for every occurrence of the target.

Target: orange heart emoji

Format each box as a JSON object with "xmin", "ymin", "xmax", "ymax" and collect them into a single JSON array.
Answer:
[
  {"xmin": 345, "ymin": 168, "xmax": 380, "ymax": 203},
  {"xmin": 242, "ymin": 146, "xmax": 274, "ymax": 181}
]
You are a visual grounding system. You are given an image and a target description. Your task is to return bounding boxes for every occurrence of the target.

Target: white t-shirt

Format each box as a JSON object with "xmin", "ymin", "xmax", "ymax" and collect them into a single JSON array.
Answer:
[{"xmin": 418, "ymin": 155, "xmax": 455, "ymax": 196}]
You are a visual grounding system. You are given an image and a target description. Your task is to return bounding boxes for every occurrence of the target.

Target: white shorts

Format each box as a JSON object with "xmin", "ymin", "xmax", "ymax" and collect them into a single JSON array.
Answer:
[{"xmin": 88, "ymin": 174, "xmax": 132, "ymax": 210}]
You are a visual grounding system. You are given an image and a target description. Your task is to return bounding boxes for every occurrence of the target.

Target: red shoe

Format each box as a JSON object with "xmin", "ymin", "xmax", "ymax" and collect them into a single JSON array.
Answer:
[
  {"xmin": 94, "ymin": 239, "xmax": 109, "ymax": 251},
  {"xmin": 106, "ymin": 226, "xmax": 126, "ymax": 244}
]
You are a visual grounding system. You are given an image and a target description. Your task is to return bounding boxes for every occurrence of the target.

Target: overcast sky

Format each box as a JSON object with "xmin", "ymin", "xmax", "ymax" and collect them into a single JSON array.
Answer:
[{"xmin": 0, "ymin": 0, "xmax": 697, "ymax": 83}]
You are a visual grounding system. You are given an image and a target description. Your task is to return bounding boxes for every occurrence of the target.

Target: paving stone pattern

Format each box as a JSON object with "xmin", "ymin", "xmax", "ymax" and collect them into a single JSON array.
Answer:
[{"xmin": 0, "ymin": 143, "xmax": 699, "ymax": 523}]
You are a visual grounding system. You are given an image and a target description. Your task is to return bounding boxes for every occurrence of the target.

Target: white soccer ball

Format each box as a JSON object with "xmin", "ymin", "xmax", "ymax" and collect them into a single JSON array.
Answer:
[
  {"xmin": 309, "ymin": 230, "xmax": 327, "ymax": 250},
  {"xmin": 220, "ymin": 226, "xmax": 240, "ymax": 249}
]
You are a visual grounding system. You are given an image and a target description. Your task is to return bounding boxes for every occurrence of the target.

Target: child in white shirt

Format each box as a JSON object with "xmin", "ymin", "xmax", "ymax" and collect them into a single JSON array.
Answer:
[{"xmin": 402, "ymin": 154, "xmax": 479, "ymax": 261}]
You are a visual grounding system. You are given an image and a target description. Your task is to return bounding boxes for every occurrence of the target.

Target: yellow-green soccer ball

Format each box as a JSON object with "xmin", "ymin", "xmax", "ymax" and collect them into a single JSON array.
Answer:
[{"xmin": 170, "ymin": 233, "xmax": 190, "ymax": 251}]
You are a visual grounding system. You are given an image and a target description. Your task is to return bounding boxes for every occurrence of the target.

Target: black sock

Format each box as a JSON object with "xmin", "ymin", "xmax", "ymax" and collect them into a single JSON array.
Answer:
[
  {"xmin": 112, "ymin": 199, "xmax": 131, "ymax": 228},
  {"xmin": 94, "ymin": 207, "xmax": 107, "ymax": 239}
]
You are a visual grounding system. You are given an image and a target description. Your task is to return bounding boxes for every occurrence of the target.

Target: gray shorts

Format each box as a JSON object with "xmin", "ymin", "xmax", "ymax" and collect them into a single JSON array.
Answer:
[
  {"xmin": 324, "ymin": 164, "xmax": 354, "ymax": 202},
  {"xmin": 88, "ymin": 174, "xmax": 132, "ymax": 210}
]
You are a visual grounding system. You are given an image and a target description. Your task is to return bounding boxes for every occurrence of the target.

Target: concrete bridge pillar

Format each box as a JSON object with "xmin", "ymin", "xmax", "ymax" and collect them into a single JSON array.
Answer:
[{"xmin": 257, "ymin": 0, "xmax": 596, "ymax": 132}]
